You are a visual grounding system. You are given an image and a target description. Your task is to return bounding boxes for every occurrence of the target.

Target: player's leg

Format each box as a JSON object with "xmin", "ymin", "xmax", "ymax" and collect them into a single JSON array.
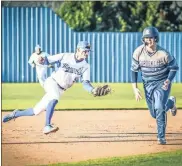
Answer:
[
  {"xmin": 154, "ymin": 86, "xmax": 171, "ymax": 145},
  {"xmin": 37, "ymin": 68, "xmax": 47, "ymax": 88},
  {"xmin": 33, "ymin": 77, "xmax": 64, "ymax": 134},
  {"xmin": 3, "ymin": 71, "xmax": 52, "ymax": 123},
  {"xmin": 43, "ymin": 99, "xmax": 59, "ymax": 134},
  {"xmin": 165, "ymin": 96, "xmax": 177, "ymax": 116},
  {"xmin": 43, "ymin": 77, "xmax": 65, "ymax": 134},
  {"xmin": 2, "ymin": 108, "xmax": 35, "ymax": 123},
  {"xmin": 3, "ymin": 77, "xmax": 63, "ymax": 135},
  {"xmin": 143, "ymin": 85, "xmax": 156, "ymax": 119},
  {"xmin": 2, "ymin": 90, "xmax": 50, "ymax": 123}
]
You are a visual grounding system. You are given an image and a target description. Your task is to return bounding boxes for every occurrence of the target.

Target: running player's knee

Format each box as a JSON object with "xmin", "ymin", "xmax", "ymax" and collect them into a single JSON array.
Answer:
[
  {"xmin": 155, "ymin": 104, "xmax": 165, "ymax": 111},
  {"xmin": 155, "ymin": 108, "xmax": 166, "ymax": 122}
]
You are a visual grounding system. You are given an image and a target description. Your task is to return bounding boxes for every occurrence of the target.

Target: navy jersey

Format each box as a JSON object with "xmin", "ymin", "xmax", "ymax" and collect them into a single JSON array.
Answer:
[{"xmin": 131, "ymin": 44, "xmax": 178, "ymax": 82}]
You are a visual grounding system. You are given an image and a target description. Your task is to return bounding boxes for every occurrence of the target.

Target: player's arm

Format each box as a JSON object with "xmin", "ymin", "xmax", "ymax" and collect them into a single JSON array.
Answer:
[
  {"xmin": 131, "ymin": 71, "xmax": 138, "ymax": 88},
  {"xmin": 166, "ymin": 54, "xmax": 179, "ymax": 82},
  {"xmin": 42, "ymin": 52, "xmax": 55, "ymax": 68},
  {"xmin": 82, "ymin": 65, "xmax": 112, "ymax": 96},
  {"xmin": 38, "ymin": 53, "xmax": 65, "ymax": 65},
  {"xmin": 44, "ymin": 52, "xmax": 50, "ymax": 57},
  {"xmin": 131, "ymin": 49, "xmax": 142, "ymax": 101},
  {"xmin": 131, "ymin": 49, "xmax": 140, "ymax": 87},
  {"xmin": 81, "ymin": 65, "xmax": 94, "ymax": 93},
  {"xmin": 162, "ymin": 53, "xmax": 179, "ymax": 90},
  {"xmin": 28, "ymin": 54, "xmax": 36, "ymax": 68},
  {"xmin": 47, "ymin": 53, "xmax": 65, "ymax": 63}
]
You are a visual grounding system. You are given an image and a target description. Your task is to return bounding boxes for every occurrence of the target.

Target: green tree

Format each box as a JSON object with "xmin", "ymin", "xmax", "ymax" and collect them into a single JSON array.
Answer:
[
  {"xmin": 155, "ymin": 1, "xmax": 182, "ymax": 31},
  {"xmin": 57, "ymin": 1, "xmax": 182, "ymax": 32},
  {"xmin": 139, "ymin": 1, "xmax": 160, "ymax": 31},
  {"xmin": 56, "ymin": 1, "xmax": 94, "ymax": 31}
]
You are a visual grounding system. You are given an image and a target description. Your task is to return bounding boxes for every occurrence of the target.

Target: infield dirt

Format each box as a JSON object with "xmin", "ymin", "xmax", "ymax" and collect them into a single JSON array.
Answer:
[{"xmin": 2, "ymin": 110, "xmax": 182, "ymax": 166}]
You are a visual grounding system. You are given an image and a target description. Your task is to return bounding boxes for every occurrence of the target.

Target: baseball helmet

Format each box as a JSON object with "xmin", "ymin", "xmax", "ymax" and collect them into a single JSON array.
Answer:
[
  {"xmin": 35, "ymin": 45, "xmax": 41, "ymax": 51},
  {"xmin": 77, "ymin": 41, "xmax": 91, "ymax": 51},
  {"xmin": 142, "ymin": 26, "xmax": 159, "ymax": 42}
]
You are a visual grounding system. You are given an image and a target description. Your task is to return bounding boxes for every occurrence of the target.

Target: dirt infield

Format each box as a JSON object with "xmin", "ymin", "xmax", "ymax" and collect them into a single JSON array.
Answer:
[{"xmin": 2, "ymin": 110, "xmax": 182, "ymax": 166}]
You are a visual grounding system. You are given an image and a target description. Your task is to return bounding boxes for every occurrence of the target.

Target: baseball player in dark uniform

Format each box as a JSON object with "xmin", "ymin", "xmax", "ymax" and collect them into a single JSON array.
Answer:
[{"xmin": 131, "ymin": 26, "xmax": 179, "ymax": 145}]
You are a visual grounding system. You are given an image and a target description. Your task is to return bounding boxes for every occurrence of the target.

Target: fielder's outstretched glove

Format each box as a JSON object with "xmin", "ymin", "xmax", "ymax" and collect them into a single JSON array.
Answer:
[{"xmin": 92, "ymin": 85, "xmax": 111, "ymax": 97}]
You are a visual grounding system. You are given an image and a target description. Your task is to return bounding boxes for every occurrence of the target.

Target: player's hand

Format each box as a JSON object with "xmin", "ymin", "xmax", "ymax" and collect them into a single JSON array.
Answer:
[
  {"xmin": 162, "ymin": 79, "xmax": 171, "ymax": 91},
  {"xmin": 31, "ymin": 63, "xmax": 36, "ymax": 68},
  {"xmin": 133, "ymin": 88, "xmax": 142, "ymax": 102}
]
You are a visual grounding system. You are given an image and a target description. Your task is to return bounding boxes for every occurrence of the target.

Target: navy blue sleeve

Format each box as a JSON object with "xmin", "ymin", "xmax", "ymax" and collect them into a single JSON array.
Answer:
[
  {"xmin": 167, "ymin": 58, "xmax": 179, "ymax": 71},
  {"xmin": 166, "ymin": 56, "xmax": 178, "ymax": 82},
  {"xmin": 131, "ymin": 70, "xmax": 138, "ymax": 83},
  {"xmin": 167, "ymin": 70, "xmax": 177, "ymax": 82},
  {"xmin": 82, "ymin": 80, "xmax": 94, "ymax": 93}
]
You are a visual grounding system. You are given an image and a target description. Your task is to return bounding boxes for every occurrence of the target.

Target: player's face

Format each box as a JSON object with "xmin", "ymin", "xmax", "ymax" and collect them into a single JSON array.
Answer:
[
  {"xmin": 144, "ymin": 37, "xmax": 156, "ymax": 48},
  {"xmin": 77, "ymin": 49, "xmax": 90, "ymax": 60},
  {"xmin": 81, "ymin": 50, "xmax": 90, "ymax": 58},
  {"xmin": 35, "ymin": 48, "xmax": 41, "ymax": 54}
]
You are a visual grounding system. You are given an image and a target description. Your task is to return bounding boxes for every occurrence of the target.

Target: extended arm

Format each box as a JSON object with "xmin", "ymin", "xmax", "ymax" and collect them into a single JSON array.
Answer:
[
  {"xmin": 167, "ymin": 57, "xmax": 179, "ymax": 82},
  {"xmin": 39, "ymin": 53, "xmax": 65, "ymax": 66},
  {"xmin": 131, "ymin": 53, "xmax": 142, "ymax": 101},
  {"xmin": 162, "ymin": 55, "xmax": 179, "ymax": 90},
  {"xmin": 82, "ymin": 65, "xmax": 94, "ymax": 93},
  {"xmin": 47, "ymin": 53, "xmax": 65, "ymax": 63},
  {"xmin": 82, "ymin": 65, "xmax": 111, "ymax": 96},
  {"xmin": 28, "ymin": 54, "xmax": 35, "ymax": 68},
  {"xmin": 131, "ymin": 70, "xmax": 139, "ymax": 90},
  {"xmin": 82, "ymin": 80, "xmax": 94, "ymax": 93}
]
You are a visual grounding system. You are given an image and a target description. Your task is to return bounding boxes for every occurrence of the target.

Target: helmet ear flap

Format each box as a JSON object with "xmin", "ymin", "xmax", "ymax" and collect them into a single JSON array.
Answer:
[
  {"xmin": 141, "ymin": 36, "xmax": 145, "ymax": 43},
  {"xmin": 154, "ymin": 36, "xmax": 159, "ymax": 42}
]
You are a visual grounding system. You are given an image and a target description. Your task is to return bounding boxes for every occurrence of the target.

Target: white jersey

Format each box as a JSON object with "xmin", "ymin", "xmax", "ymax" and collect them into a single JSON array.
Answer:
[
  {"xmin": 28, "ymin": 52, "xmax": 50, "ymax": 87},
  {"xmin": 48, "ymin": 53, "xmax": 90, "ymax": 90},
  {"xmin": 28, "ymin": 52, "xmax": 50, "ymax": 68}
]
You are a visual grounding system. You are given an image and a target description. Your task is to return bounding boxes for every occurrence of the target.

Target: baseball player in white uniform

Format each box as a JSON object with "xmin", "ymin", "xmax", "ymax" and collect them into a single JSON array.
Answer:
[
  {"xmin": 28, "ymin": 45, "xmax": 53, "ymax": 88},
  {"xmin": 3, "ymin": 41, "xmax": 98, "ymax": 134}
]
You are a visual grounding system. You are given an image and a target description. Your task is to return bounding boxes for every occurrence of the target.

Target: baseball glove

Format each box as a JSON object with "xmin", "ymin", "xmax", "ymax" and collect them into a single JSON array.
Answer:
[
  {"xmin": 92, "ymin": 85, "xmax": 111, "ymax": 97},
  {"xmin": 38, "ymin": 56, "xmax": 45, "ymax": 64}
]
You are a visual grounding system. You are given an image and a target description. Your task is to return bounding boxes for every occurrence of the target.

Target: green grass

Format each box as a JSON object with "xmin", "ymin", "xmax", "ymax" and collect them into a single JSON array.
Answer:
[
  {"xmin": 2, "ymin": 83, "xmax": 182, "ymax": 110},
  {"xmin": 41, "ymin": 150, "xmax": 182, "ymax": 166}
]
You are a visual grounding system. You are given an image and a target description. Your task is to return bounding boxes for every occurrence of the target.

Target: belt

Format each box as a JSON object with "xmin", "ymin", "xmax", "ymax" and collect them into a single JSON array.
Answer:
[{"xmin": 52, "ymin": 78, "xmax": 66, "ymax": 91}]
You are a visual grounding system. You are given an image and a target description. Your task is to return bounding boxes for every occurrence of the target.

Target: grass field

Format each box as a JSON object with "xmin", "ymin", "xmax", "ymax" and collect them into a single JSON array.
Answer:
[
  {"xmin": 2, "ymin": 83, "xmax": 182, "ymax": 110},
  {"xmin": 44, "ymin": 150, "xmax": 182, "ymax": 166}
]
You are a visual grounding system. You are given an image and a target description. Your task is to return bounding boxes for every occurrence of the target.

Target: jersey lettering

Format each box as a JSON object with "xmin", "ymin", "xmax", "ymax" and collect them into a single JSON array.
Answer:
[{"xmin": 62, "ymin": 63, "xmax": 84, "ymax": 75}]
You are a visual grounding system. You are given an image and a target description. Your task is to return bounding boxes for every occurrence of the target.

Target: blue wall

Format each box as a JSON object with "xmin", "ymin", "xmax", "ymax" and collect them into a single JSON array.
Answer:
[{"xmin": 2, "ymin": 7, "xmax": 182, "ymax": 83}]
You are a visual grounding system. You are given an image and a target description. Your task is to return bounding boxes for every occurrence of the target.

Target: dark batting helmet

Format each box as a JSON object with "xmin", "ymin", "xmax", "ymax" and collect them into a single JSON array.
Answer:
[{"xmin": 142, "ymin": 26, "xmax": 159, "ymax": 42}]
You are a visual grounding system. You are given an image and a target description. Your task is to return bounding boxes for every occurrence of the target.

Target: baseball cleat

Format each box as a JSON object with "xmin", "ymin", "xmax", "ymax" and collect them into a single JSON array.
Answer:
[
  {"xmin": 169, "ymin": 96, "xmax": 177, "ymax": 116},
  {"xmin": 157, "ymin": 138, "xmax": 166, "ymax": 145},
  {"xmin": 43, "ymin": 125, "xmax": 59, "ymax": 134},
  {"xmin": 2, "ymin": 109, "xmax": 18, "ymax": 123}
]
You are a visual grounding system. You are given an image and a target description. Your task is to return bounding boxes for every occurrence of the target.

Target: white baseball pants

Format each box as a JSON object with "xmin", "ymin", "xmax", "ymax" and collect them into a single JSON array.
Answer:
[{"xmin": 33, "ymin": 77, "xmax": 64, "ymax": 115}]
